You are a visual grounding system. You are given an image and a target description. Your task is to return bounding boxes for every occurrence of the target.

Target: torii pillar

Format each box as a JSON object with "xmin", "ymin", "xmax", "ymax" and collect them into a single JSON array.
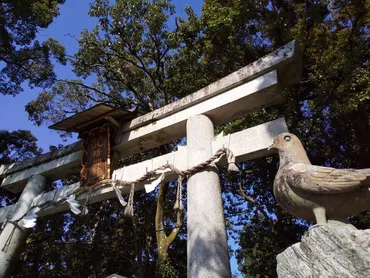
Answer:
[
  {"xmin": 187, "ymin": 115, "xmax": 231, "ymax": 277},
  {"xmin": 0, "ymin": 175, "xmax": 48, "ymax": 278}
]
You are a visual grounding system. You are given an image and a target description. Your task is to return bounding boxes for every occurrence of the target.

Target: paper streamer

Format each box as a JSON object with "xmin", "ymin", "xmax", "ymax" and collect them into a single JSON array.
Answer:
[
  {"xmin": 20, "ymin": 207, "xmax": 41, "ymax": 228},
  {"xmin": 66, "ymin": 195, "xmax": 82, "ymax": 215},
  {"xmin": 112, "ymin": 182, "xmax": 127, "ymax": 207},
  {"xmin": 144, "ymin": 169, "xmax": 171, "ymax": 193}
]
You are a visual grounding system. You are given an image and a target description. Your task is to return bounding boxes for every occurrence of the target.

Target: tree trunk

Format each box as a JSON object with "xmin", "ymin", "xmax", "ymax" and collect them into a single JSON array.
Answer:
[{"xmin": 155, "ymin": 182, "xmax": 183, "ymax": 278}]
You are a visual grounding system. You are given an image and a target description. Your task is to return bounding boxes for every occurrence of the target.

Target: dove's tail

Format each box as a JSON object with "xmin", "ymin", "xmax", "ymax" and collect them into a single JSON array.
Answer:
[
  {"xmin": 357, "ymin": 168, "xmax": 370, "ymax": 186},
  {"xmin": 357, "ymin": 168, "xmax": 370, "ymax": 175}
]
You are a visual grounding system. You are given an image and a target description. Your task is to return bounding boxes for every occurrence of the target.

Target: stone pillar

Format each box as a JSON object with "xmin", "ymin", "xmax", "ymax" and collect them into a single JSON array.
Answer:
[
  {"xmin": 0, "ymin": 175, "xmax": 48, "ymax": 278},
  {"xmin": 186, "ymin": 114, "xmax": 231, "ymax": 278}
]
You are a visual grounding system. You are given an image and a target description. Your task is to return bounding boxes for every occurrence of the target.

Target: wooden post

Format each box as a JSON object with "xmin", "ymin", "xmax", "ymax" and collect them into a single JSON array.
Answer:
[
  {"xmin": 0, "ymin": 175, "xmax": 48, "ymax": 278},
  {"xmin": 187, "ymin": 115, "xmax": 231, "ymax": 277}
]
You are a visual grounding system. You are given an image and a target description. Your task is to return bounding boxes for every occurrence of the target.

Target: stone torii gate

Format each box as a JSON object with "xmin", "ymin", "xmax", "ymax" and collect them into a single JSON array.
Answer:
[{"xmin": 0, "ymin": 41, "xmax": 301, "ymax": 277}]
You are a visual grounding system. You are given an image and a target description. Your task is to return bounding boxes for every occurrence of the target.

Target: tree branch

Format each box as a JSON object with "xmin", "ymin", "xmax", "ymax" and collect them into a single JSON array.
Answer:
[
  {"xmin": 57, "ymin": 80, "xmax": 122, "ymax": 106},
  {"xmin": 239, "ymin": 182, "xmax": 276, "ymax": 229}
]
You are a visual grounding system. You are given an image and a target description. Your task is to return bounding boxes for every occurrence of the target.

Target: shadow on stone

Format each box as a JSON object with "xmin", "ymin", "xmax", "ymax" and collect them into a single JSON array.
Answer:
[{"xmin": 188, "ymin": 212, "xmax": 231, "ymax": 278}]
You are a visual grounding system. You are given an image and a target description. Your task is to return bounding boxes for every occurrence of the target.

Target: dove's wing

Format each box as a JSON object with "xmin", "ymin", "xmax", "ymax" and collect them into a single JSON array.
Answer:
[{"xmin": 286, "ymin": 163, "xmax": 368, "ymax": 194}]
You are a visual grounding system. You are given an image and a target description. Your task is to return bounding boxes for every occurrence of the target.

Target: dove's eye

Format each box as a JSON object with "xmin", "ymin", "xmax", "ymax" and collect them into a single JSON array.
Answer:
[{"xmin": 284, "ymin": 135, "xmax": 291, "ymax": 142}]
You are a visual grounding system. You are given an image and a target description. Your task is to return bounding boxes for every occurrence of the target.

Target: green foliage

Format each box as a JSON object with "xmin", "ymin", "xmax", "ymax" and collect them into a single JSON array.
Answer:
[
  {"xmin": 197, "ymin": 0, "xmax": 370, "ymax": 276},
  {"xmin": 0, "ymin": 130, "xmax": 42, "ymax": 164},
  {"xmin": 10, "ymin": 0, "xmax": 370, "ymax": 277},
  {"xmin": 13, "ymin": 188, "xmax": 186, "ymax": 277},
  {"xmin": 0, "ymin": 0, "xmax": 66, "ymax": 96},
  {"xmin": 0, "ymin": 130, "xmax": 42, "ymax": 207},
  {"xmin": 27, "ymin": 0, "xmax": 180, "ymax": 126},
  {"xmin": 157, "ymin": 259, "xmax": 178, "ymax": 278}
]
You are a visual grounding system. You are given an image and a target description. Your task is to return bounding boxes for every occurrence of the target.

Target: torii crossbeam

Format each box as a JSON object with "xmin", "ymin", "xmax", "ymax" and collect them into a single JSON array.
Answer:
[{"xmin": 0, "ymin": 41, "xmax": 301, "ymax": 278}]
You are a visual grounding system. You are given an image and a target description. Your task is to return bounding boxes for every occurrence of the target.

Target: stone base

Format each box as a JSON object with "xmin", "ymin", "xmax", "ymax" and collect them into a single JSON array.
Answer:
[{"xmin": 277, "ymin": 225, "xmax": 370, "ymax": 278}]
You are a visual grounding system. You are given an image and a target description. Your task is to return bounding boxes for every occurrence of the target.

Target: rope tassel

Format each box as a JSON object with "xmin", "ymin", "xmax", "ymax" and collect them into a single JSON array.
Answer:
[
  {"xmin": 30, "ymin": 147, "xmax": 239, "ymax": 221},
  {"xmin": 124, "ymin": 184, "xmax": 135, "ymax": 218},
  {"xmin": 173, "ymin": 176, "xmax": 184, "ymax": 211},
  {"xmin": 225, "ymin": 148, "xmax": 240, "ymax": 174}
]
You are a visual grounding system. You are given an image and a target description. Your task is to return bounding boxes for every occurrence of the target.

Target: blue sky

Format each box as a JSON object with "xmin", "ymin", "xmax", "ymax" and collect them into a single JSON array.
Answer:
[
  {"xmin": 0, "ymin": 1, "xmax": 242, "ymax": 276},
  {"xmin": 0, "ymin": 0, "xmax": 203, "ymax": 152}
]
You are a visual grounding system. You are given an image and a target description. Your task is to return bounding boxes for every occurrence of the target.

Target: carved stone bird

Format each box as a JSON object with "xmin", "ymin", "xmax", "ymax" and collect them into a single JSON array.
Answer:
[{"xmin": 269, "ymin": 133, "xmax": 370, "ymax": 225}]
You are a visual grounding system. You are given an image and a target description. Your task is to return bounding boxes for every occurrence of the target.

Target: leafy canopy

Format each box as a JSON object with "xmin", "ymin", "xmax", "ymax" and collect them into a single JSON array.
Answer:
[
  {"xmin": 0, "ymin": 0, "xmax": 66, "ymax": 96},
  {"xmin": 9, "ymin": 0, "xmax": 370, "ymax": 277}
]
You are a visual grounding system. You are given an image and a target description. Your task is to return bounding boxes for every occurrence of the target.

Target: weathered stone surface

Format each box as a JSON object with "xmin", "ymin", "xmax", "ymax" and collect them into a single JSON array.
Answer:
[
  {"xmin": 2, "ymin": 69, "xmax": 281, "ymax": 193},
  {"xmin": 0, "ymin": 175, "xmax": 49, "ymax": 278},
  {"xmin": 0, "ymin": 141, "xmax": 81, "ymax": 177},
  {"xmin": 277, "ymin": 225, "xmax": 370, "ymax": 278},
  {"xmin": 121, "ymin": 40, "xmax": 300, "ymax": 131},
  {"xmin": 0, "ymin": 118, "xmax": 288, "ymax": 224},
  {"xmin": 1, "ymin": 40, "xmax": 301, "ymax": 193},
  {"xmin": 114, "ymin": 70, "xmax": 281, "ymax": 157},
  {"xmin": 187, "ymin": 115, "xmax": 231, "ymax": 277}
]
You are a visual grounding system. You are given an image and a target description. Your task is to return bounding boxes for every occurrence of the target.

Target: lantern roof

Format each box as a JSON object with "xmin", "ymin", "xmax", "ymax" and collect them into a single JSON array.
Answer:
[{"xmin": 49, "ymin": 103, "xmax": 136, "ymax": 132}]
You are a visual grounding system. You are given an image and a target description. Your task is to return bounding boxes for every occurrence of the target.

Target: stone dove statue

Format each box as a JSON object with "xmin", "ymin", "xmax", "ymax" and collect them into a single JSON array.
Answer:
[{"xmin": 269, "ymin": 132, "xmax": 370, "ymax": 225}]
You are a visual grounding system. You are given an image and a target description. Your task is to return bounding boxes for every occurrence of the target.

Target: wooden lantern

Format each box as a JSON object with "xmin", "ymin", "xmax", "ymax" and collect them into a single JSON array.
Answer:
[{"xmin": 49, "ymin": 103, "xmax": 136, "ymax": 185}]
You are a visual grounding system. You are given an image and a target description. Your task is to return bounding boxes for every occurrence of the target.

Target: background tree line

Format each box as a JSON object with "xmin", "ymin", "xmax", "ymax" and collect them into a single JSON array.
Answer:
[{"xmin": 1, "ymin": 0, "xmax": 370, "ymax": 277}]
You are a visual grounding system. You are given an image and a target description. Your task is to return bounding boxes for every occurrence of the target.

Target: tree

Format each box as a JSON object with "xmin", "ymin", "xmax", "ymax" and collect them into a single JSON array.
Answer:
[
  {"xmin": 0, "ymin": 0, "xmax": 65, "ymax": 229},
  {"xmin": 0, "ymin": 130, "xmax": 42, "ymax": 165},
  {"xmin": 0, "ymin": 0, "xmax": 66, "ymax": 96},
  {"xmin": 155, "ymin": 182, "xmax": 184, "ymax": 278},
  {"xmin": 194, "ymin": 0, "xmax": 370, "ymax": 276},
  {"xmin": 24, "ymin": 1, "xmax": 190, "ymax": 273},
  {"xmin": 20, "ymin": 0, "xmax": 370, "ymax": 277},
  {"xmin": 0, "ymin": 130, "xmax": 42, "ymax": 207},
  {"xmin": 26, "ymin": 0, "xmax": 179, "ymax": 126}
]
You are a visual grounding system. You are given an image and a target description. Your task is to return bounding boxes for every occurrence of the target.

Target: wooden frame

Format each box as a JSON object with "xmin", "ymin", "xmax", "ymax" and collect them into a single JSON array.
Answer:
[{"xmin": 80, "ymin": 124, "xmax": 111, "ymax": 185}]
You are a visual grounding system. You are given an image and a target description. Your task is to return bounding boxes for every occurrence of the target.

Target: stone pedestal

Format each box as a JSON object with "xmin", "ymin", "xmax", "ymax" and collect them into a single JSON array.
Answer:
[{"xmin": 277, "ymin": 225, "xmax": 370, "ymax": 278}]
